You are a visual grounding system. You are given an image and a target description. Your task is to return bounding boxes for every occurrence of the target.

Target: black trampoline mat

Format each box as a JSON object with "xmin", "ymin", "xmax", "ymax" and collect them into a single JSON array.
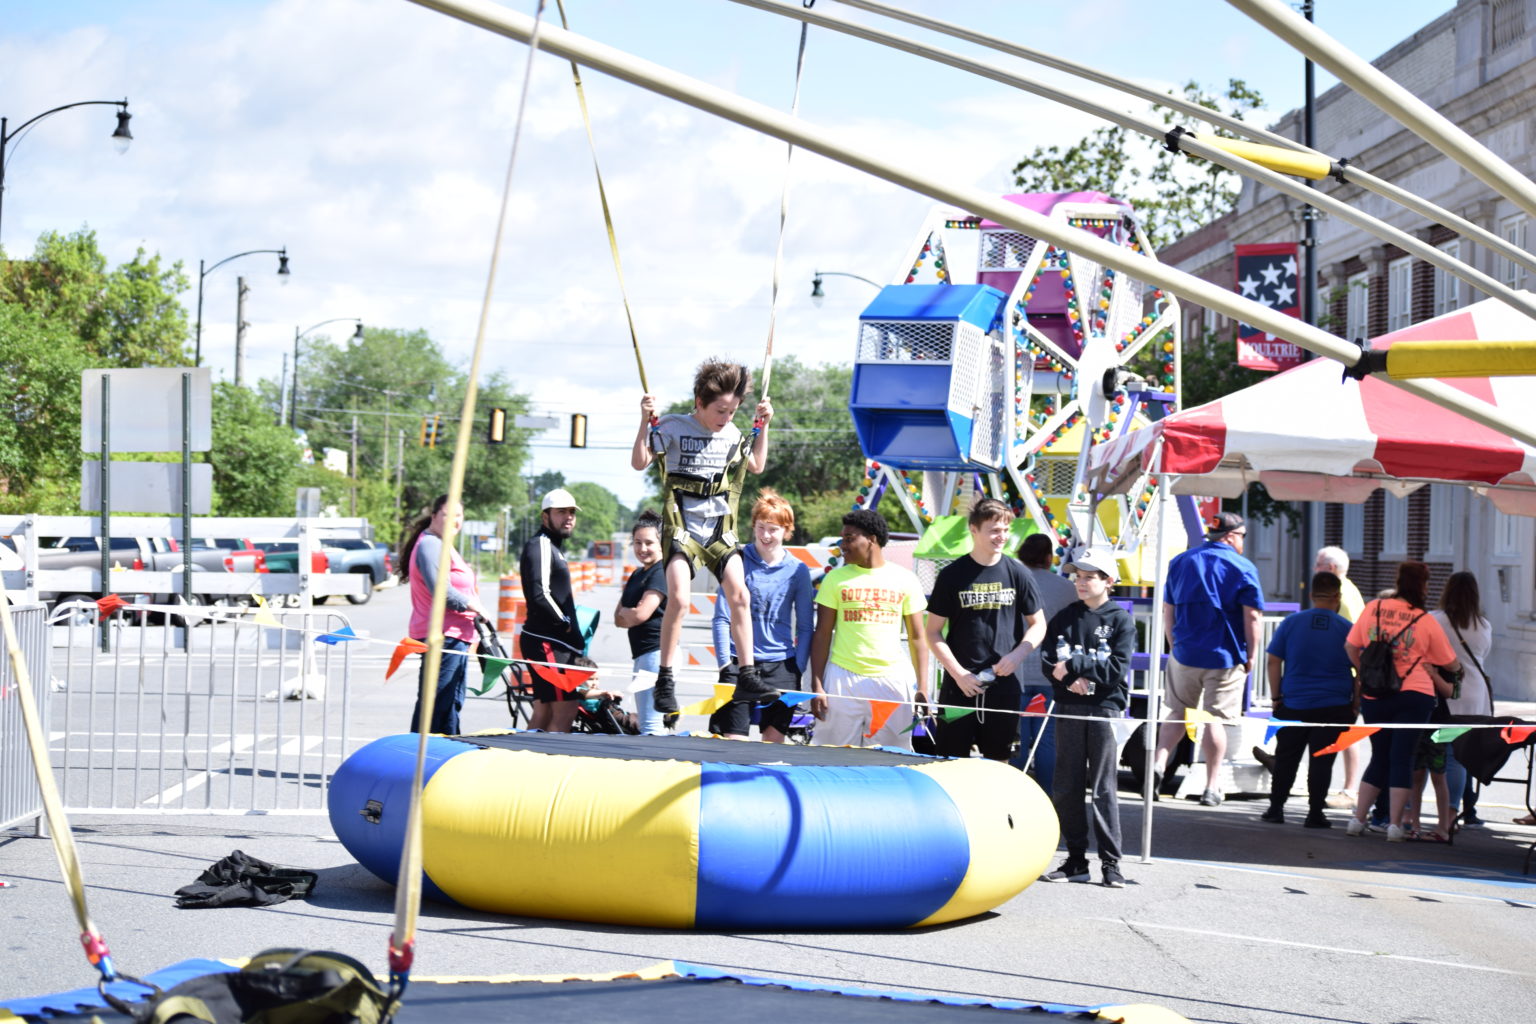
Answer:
[
  {"xmin": 452, "ymin": 731, "xmax": 939, "ymax": 767},
  {"xmin": 18, "ymin": 978, "xmax": 1093, "ymax": 1023}
]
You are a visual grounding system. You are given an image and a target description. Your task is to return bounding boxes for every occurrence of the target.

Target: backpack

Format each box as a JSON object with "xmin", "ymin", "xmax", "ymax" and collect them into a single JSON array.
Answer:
[{"xmin": 1358, "ymin": 603, "xmax": 1425, "ymax": 698}]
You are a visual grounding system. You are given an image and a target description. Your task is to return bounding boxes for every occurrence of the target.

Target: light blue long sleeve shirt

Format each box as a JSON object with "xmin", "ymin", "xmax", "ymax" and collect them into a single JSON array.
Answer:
[{"xmin": 711, "ymin": 543, "xmax": 814, "ymax": 672}]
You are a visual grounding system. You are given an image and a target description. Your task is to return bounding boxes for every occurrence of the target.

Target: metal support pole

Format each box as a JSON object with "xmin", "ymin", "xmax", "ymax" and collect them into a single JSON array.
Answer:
[
  {"xmin": 194, "ymin": 260, "xmax": 206, "ymax": 367},
  {"xmin": 350, "ymin": 410, "xmax": 359, "ymax": 517},
  {"xmin": 396, "ymin": 429, "xmax": 405, "ymax": 515},
  {"xmin": 99, "ymin": 374, "xmax": 111, "ymax": 653},
  {"xmin": 290, "ymin": 327, "xmax": 300, "ymax": 428},
  {"xmin": 1140, "ymin": 472, "xmax": 1174, "ymax": 863},
  {"xmin": 1297, "ymin": 0, "xmax": 1316, "ymax": 608},
  {"xmin": 234, "ymin": 276, "xmax": 249, "ymax": 387},
  {"xmin": 181, "ymin": 372, "xmax": 193, "ymax": 650}
]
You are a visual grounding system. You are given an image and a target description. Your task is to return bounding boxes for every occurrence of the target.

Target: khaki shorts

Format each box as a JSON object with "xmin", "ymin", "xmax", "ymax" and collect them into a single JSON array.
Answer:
[{"xmin": 1164, "ymin": 657, "xmax": 1247, "ymax": 720}]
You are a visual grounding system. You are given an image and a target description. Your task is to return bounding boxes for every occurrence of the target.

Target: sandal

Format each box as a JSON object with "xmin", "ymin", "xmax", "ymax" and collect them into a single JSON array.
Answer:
[
  {"xmin": 1514, "ymin": 813, "xmax": 1536, "ymax": 826},
  {"xmin": 1407, "ymin": 829, "xmax": 1450, "ymax": 843}
]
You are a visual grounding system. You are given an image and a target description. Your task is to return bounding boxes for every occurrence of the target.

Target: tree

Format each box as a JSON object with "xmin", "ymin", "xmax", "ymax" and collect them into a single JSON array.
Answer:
[
  {"xmin": 0, "ymin": 302, "xmax": 92, "ymax": 512},
  {"xmin": 207, "ymin": 382, "xmax": 299, "ymax": 516},
  {"xmin": 566, "ymin": 481, "xmax": 622, "ymax": 553},
  {"xmin": 1012, "ymin": 80, "xmax": 1265, "ymax": 248}
]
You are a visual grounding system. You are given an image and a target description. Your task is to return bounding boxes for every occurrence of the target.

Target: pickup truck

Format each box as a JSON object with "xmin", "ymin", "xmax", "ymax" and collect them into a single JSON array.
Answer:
[
  {"xmin": 318, "ymin": 538, "xmax": 392, "ymax": 605},
  {"xmin": 35, "ymin": 536, "xmax": 210, "ymax": 623}
]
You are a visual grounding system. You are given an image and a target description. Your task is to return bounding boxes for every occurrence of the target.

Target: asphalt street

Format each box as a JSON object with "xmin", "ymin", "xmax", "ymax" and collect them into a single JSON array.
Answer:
[{"xmin": 4, "ymin": 582, "xmax": 1535, "ymax": 1022}]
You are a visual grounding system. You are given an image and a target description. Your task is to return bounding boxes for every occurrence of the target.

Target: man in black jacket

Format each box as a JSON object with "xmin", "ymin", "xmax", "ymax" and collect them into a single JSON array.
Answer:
[
  {"xmin": 520, "ymin": 488, "xmax": 587, "ymax": 732},
  {"xmin": 1039, "ymin": 548, "xmax": 1137, "ymax": 889}
]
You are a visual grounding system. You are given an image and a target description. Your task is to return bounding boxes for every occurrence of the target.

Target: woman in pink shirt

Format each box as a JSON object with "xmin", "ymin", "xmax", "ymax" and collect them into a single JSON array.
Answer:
[
  {"xmin": 396, "ymin": 495, "xmax": 489, "ymax": 734},
  {"xmin": 1343, "ymin": 561, "xmax": 1460, "ymax": 842}
]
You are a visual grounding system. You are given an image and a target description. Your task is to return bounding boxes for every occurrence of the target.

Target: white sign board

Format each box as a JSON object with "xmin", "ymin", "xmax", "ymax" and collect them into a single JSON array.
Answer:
[
  {"xmin": 81, "ymin": 462, "xmax": 213, "ymax": 515},
  {"xmin": 81, "ymin": 368, "xmax": 212, "ymax": 453},
  {"xmin": 461, "ymin": 520, "xmax": 496, "ymax": 536}
]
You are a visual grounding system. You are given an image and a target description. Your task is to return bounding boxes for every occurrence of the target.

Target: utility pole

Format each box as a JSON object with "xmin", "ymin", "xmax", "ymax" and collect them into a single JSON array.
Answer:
[
  {"xmin": 234, "ymin": 276, "xmax": 250, "ymax": 387},
  {"xmin": 396, "ymin": 428, "xmax": 405, "ymax": 515},
  {"xmin": 278, "ymin": 352, "xmax": 289, "ymax": 424},
  {"xmin": 350, "ymin": 408, "xmax": 359, "ymax": 517}
]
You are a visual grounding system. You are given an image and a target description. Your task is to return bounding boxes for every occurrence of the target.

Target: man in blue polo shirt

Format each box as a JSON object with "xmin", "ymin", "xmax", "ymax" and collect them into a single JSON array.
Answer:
[
  {"xmin": 1152, "ymin": 511, "xmax": 1264, "ymax": 806},
  {"xmin": 1259, "ymin": 571, "xmax": 1355, "ymax": 828}
]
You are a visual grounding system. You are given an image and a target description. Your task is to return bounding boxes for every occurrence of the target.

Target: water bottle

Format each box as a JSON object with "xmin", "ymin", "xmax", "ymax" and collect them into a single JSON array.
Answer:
[
  {"xmin": 1055, "ymin": 636, "xmax": 1071, "ymax": 663},
  {"xmin": 974, "ymin": 668, "xmax": 996, "ymax": 690}
]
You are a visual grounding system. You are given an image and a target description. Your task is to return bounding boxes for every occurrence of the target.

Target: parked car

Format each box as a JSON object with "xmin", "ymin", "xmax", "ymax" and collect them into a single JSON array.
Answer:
[
  {"xmin": 35, "ymin": 536, "xmax": 206, "ymax": 624},
  {"xmin": 253, "ymin": 542, "xmax": 330, "ymax": 576},
  {"xmin": 318, "ymin": 538, "xmax": 392, "ymax": 605}
]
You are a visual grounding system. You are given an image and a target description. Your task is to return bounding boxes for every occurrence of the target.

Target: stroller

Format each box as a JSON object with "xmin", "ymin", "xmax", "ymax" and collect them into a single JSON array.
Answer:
[{"xmin": 475, "ymin": 617, "xmax": 537, "ymax": 728}]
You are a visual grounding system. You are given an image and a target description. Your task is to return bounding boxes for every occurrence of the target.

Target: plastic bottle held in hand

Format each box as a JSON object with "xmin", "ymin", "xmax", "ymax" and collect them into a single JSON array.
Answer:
[
  {"xmin": 974, "ymin": 668, "xmax": 996, "ymax": 690},
  {"xmin": 1054, "ymin": 636, "xmax": 1071, "ymax": 663}
]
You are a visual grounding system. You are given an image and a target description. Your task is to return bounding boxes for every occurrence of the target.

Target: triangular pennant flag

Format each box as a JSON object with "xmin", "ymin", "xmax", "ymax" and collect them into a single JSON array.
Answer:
[
  {"xmin": 1184, "ymin": 707, "xmax": 1215, "ymax": 742},
  {"xmin": 96, "ymin": 594, "xmax": 127, "ymax": 617},
  {"xmin": 900, "ymin": 717, "xmax": 919, "ymax": 734},
  {"xmin": 476, "ymin": 656, "xmax": 514, "ymax": 696},
  {"xmin": 1107, "ymin": 717, "xmax": 1139, "ymax": 746},
  {"xmin": 529, "ymin": 642, "xmax": 595, "ymax": 693},
  {"xmin": 386, "ymin": 638, "xmax": 429, "ymax": 680},
  {"xmin": 315, "ymin": 624, "xmax": 359, "ymax": 645},
  {"xmin": 940, "ymin": 705, "xmax": 975, "ymax": 722},
  {"xmin": 1500, "ymin": 724, "xmax": 1536, "ymax": 745},
  {"xmin": 1313, "ymin": 725, "xmax": 1379, "ymax": 757},
  {"xmin": 1023, "ymin": 693, "xmax": 1048, "ymax": 716},
  {"xmin": 865, "ymin": 699, "xmax": 901, "ymax": 737},
  {"xmin": 250, "ymin": 595, "xmax": 281, "ymax": 628},
  {"xmin": 678, "ymin": 683, "xmax": 735, "ymax": 718},
  {"xmin": 1430, "ymin": 726, "xmax": 1472, "ymax": 744},
  {"xmin": 627, "ymin": 670, "xmax": 657, "ymax": 695},
  {"xmin": 776, "ymin": 690, "xmax": 815, "ymax": 708},
  {"xmin": 1264, "ymin": 719, "xmax": 1301, "ymax": 744}
]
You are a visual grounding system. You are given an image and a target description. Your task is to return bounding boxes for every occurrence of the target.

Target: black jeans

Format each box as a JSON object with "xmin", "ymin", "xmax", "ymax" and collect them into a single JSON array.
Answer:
[
  {"xmin": 1268, "ymin": 702, "xmax": 1353, "ymax": 811},
  {"xmin": 1051, "ymin": 705, "xmax": 1122, "ymax": 865}
]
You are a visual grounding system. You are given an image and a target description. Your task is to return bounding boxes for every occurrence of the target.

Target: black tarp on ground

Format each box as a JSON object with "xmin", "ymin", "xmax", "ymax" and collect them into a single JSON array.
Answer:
[{"xmin": 452, "ymin": 730, "xmax": 938, "ymax": 766}]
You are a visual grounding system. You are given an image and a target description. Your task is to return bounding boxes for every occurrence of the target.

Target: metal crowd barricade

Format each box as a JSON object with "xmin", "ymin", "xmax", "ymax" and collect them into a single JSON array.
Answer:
[
  {"xmin": 0, "ymin": 602, "xmax": 49, "ymax": 833},
  {"xmin": 49, "ymin": 600, "xmax": 355, "ymax": 814}
]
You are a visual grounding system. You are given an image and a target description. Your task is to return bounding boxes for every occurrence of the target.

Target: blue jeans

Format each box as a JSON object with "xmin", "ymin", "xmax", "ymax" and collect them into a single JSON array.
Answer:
[
  {"xmin": 1012, "ymin": 684, "xmax": 1056, "ymax": 793},
  {"xmin": 410, "ymin": 635, "xmax": 470, "ymax": 735},
  {"xmin": 632, "ymin": 649, "xmax": 667, "ymax": 735},
  {"xmin": 1360, "ymin": 690, "xmax": 1435, "ymax": 791}
]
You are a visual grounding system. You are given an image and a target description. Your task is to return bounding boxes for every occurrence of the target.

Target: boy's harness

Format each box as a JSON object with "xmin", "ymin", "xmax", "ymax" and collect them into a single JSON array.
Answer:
[{"xmin": 657, "ymin": 429, "xmax": 753, "ymax": 573}]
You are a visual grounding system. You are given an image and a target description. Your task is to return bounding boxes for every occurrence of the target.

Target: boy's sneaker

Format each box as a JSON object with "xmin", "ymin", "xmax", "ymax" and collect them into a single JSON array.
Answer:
[
  {"xmin": 1199, "ymin": 789, "xmax": 1223, "ymax": 807},
  {"xmin": 652, "ymin": 667, "xmax": 679, "ymax": 715},
  {"xmin": 1386, "ymin": 824, "xmax": 1407, "ymax": 843},
  {"xmin": 1303, "ymin": 809, "xmax": 1333, "ymax": 829},
  {"xmin": 1345, "ymin": 817, "xmax": 1366, "ymax": 837},
  {"xmin": 1259, "ymin": 806, "xmax": 1285, "ymax": 824},
  {"xmin": 1101, "ymin": 863, "xmax": 1126, "ymax": 888},
  {"xmin": 1041, "ymin": 857, "xmax": 1091, "ymax": 883},
  {"xmin": 732, "ymin": 665, "xmax": 779, "ymax": 704}
]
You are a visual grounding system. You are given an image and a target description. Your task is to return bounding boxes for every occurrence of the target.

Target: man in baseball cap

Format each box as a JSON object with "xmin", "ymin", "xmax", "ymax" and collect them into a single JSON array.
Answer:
[
  {"xmin": 540, "ymin": 488, "xmax": 581, "ymax": 512},
  {"xmin": 519, "ymin": 488, "xmax": 585, "ymax": 731},
  {"xmin": 1153, "ymin": 508, "xmax": 1265, "ymax": 806}
]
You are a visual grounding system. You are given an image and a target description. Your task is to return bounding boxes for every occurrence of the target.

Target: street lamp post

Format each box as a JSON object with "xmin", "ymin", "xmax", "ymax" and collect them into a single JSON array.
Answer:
[
  {"xmin": 810, "ymin": 269, "xmax": 883, "ymax": 307},
  {"xmin": 290, "ymin": 318, "xmax": 365, "ymax": 428},
  {"xmin": 194, "ymin": 247, "xmax": 290, "ymax": 368},
  {"xmin": 0, "ymin": 98, "xmax": 132, "ymax": 247}
]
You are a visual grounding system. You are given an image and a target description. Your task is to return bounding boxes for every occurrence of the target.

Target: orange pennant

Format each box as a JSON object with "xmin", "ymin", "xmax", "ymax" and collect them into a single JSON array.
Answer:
[
  {"xmin": 866, "ymin": 699, "xmax": 901, "ymax": 737},
  {"xmin": 96, "ymin": 593, "xmax": 127, "ymax": 617},
  {"xmin": 1313, "ymin": 725, "xmax": 1379, "ymax": 756},
  {"xmin": 1501, "ymin": 724, "xmax": 1536, "ymax": 745},
  {"xmin": 1024, "ymin": 693, "xmax": 1048, "ymax": 716},
  {"xmin": 530, "ymin": 642, "xmax": 595, "ymax": 693},
  {"xmin": 386, "ymin": 638, "xmax": 429, "ymax": 680}
]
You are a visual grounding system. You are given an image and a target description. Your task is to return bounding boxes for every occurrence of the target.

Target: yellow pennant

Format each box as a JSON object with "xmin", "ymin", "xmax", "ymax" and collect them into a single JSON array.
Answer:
[
  {"xmin": 676, "ymin": 683, "xmax": 735, "ymax": 718},
  {"xmin": 1184, "ymin": 707, "xmax": 1216, "ymax": 742},
  {"xmin": 250, "ymin": 594, "xmax": 282, "ymax": 629}
]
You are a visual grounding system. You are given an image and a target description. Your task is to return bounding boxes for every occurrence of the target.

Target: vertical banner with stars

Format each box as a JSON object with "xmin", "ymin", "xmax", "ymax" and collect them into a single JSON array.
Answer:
[{"xmin": 1234, "ymin": 242, "xmax": 1304, "ymax": 371}]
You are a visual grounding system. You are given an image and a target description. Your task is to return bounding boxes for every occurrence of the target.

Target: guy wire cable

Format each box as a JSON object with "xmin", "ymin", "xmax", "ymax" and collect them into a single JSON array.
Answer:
[
  {"xmin": 1229, "ymin": 0, "xmax": 1536, "ymax": 222},
  {"xmin": 722, "ymin": 0, "xmax": 1536, "ymax": 324},
  {"xmin": 820, "ymin": 0, "xmax": 1536, "ymax": 277},
  {"xmin": 399, "ymin": 0, "xmax": 1536, "ymax": 449},
  {"xmin": 388, "ymin": 0, "xmax": 549, "ymax": 1006}
]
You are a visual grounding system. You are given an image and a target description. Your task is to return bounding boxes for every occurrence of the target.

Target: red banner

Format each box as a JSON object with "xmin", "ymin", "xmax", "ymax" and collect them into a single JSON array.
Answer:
[{"xmin": 1234, "ymin": 242, "xmax": 1303, "ymax": 371}]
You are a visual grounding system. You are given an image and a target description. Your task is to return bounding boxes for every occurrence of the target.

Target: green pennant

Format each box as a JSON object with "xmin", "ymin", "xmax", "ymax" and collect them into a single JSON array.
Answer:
[
  {"xmin": 939, "ymin": 706, "xmax": 975, "ymax": 722},
  {"xmin": 477, "ymin": 657, "xmax": 514, "ymax": 696},
  {"xmin": 1429, "ymin": 726, "xmax": 1471, "ymax": 744}
]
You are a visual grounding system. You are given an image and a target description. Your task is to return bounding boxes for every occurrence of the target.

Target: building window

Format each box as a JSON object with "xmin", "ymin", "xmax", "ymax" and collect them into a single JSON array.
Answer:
[
  {"xmin": 1342, "ymin": 502, "xmax": 1364, "ymax": 558},
  {"xmin": 1426, "ymin": 485, "xmax": 1457, "ymax": 561},
  {"xmin": 1433, "ymin": 240, "xmax": 1463, "ymax": 316},
  {"xmin": 1381, "ymin": 492, "xmax": 1408, "ymax": 559},
  {"xmin": 1387, "ymin": 257, "xmax": 1413, "ymax": 331},
  {"xmin": 1493, "ymin": 507, "xmax": 1524, "ymax": 559},
  {"xmin": 1501, "ymin": 214, "xmax": 1528, "ymax": 292},
  {"xmin": 1345, "ymin": 271, "xmax": 1370, "ymax": 342}
]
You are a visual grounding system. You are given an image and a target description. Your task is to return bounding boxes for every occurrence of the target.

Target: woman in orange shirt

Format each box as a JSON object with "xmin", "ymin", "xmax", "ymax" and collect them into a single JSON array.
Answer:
[{"xmin": 1342, "ymin": 561, "xmax": 1460, "ymax": 842}]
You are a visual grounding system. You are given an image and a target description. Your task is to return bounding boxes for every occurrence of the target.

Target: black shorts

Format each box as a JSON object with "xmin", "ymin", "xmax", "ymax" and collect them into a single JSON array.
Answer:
[
  {"xmin": 933, "ymin": 676, "xmax": 1022, "ymax": 760},
  {"xmin": 708, "ymin": 659, "xmax": 802, "ymax": 737},
  {"xmin": 519, "ymin": 634, "xmax": 581, "ymax": 703}
]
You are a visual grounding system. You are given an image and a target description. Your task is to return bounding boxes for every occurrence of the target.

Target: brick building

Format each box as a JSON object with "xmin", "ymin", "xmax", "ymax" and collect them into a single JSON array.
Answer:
[{"xmin": 1160, "ymin": 0, "xmax": 1536, "ymax": 699}]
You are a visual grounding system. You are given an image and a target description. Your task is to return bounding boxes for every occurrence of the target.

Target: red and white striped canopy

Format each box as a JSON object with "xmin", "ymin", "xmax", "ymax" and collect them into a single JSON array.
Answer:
[{"xmin": 1086, "ymin": 298, "xmax": 1536, "ymax": 515}]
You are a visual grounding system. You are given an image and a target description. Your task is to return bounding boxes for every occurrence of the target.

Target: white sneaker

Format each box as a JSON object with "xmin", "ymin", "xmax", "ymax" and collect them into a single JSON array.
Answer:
[
  {"xmin": 1325, "ymin": 790, "xmax": 1357, "ymax": 810},
  {"xmin": 1386, "ymin": 824, "xmax": 1407, "ymax": 843},
  {"xmin": 1345, "ymin": 817, "xmax": 1366, "ymax": 837}
]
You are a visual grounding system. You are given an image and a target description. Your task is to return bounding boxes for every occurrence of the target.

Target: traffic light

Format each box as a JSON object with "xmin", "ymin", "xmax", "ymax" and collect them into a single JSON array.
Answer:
[
  {"xmin": 420, "ymin": 414, "xmax": 441, "ymax": 448},
  {"xmin": 570, "ymin": 413, "xmax": 588, "ymax": 448},
  {"xmin": 487, "ymin": 407, "xmax": 507, "ymax": 444}
]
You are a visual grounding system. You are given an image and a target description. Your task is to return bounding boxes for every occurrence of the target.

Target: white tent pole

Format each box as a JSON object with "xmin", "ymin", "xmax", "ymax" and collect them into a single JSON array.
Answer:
[
  {"xmin": 404, "ymin": 0, "xmax": 1536, "ymax": 450},
  {"xmin": 1140, "ymin": 468, "xmax": 1174, "ymax": 864},
  {"xmin": 808, "ymin": 0, "xmax": 1536, "ymax": 277},
  {"xmin": 725, "ymin": 0, "xmax": 1536, "ymax": 323},
  {"xmin": 1228, "ymin": 0, "xmax": 1536, "ymax": 221}
]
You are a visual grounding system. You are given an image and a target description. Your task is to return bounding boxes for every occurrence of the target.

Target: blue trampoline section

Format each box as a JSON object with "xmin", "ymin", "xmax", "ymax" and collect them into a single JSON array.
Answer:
[
  {"xmin": 694, "ymin": 763, "xmax": 969, "ymax": 929},
  {"xmin": 327, "ymin": 733, "xmax": 472, "ymax": 904}
]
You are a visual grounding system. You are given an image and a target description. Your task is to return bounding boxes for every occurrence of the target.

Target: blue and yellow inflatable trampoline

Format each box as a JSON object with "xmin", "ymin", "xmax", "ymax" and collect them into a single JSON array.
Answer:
[{"xmin": 329, "ymin": 733, "xmax": 1058, "ymax": 929}]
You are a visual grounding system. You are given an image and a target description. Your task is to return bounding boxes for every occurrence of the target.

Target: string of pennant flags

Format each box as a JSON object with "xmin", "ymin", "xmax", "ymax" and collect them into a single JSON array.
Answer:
[{"xmin": 85, "ymin": 593, "xmax": 1536, "ymax": 750}]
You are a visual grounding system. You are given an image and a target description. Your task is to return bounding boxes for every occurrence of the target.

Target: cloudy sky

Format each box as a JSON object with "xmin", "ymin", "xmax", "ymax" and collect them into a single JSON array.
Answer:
[{"xmin": 3, "ymin": 0, "xmax": 1453, "ymax": 506}]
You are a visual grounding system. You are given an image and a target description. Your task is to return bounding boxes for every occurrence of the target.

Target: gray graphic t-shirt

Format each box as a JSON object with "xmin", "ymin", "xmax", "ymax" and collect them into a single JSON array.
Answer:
[{"xmin": 651, "ymin": 413, "xmax": 743, "ymax": 544}]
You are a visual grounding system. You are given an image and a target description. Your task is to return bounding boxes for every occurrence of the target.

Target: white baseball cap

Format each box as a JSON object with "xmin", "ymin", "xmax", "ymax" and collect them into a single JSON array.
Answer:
[
  {"xmin": 541, "ymin": 488, "xmax": 581, "ymax": 511},
  {"xmin": 1063, "ymin": 547, "xmax": 1119, "ymax": 581}
]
